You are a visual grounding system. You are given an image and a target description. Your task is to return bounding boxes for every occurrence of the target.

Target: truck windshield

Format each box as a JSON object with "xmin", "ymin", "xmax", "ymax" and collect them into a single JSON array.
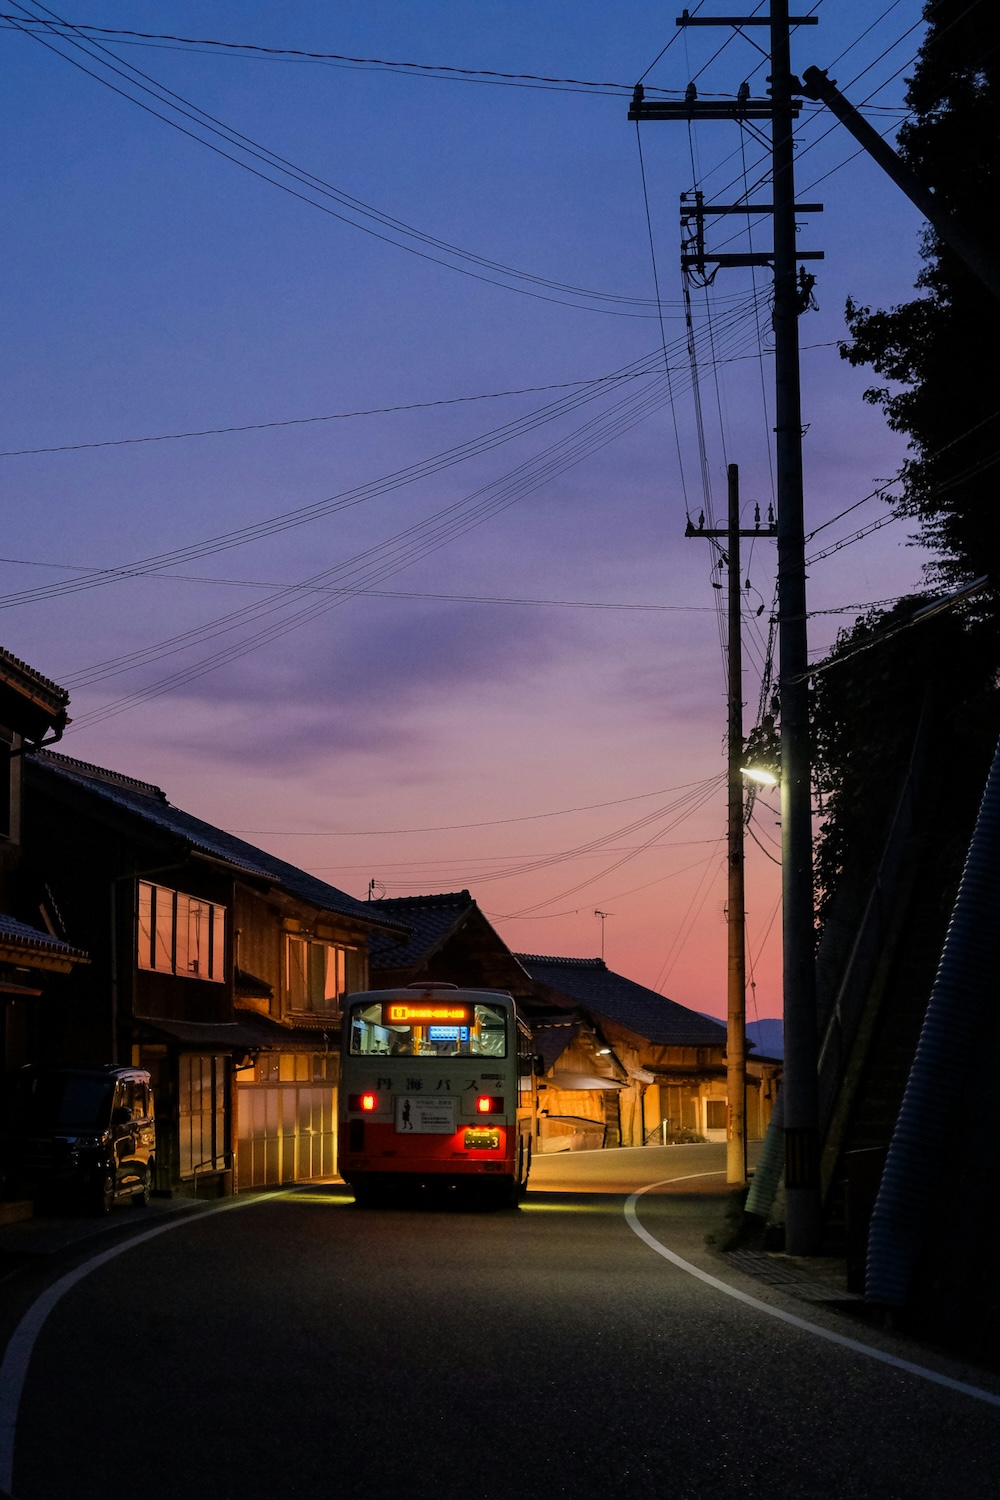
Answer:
[
  {"xmin": 18, "ymin": 1074, "xmax": 115, "ymax": 1132},
  {"xmin": 349, "ymin": 1001, "xmax": 507, "ymax": 1058}
]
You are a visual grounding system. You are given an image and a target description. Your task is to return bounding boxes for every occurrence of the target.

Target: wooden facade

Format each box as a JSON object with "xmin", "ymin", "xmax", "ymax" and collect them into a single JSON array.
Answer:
[
  {"xmin": 0, "ymin": 647, "xmax": 87, "ymax": 1091},
  {"xmin": 368, "ymin": 894, "xmax": 780, "ymax": 1155},
  {"xmin": 21, "ymin": 750, "xmax": 404, "ymax": 1197},
  {"xmin": 521, "ymin": 955, "xmax": 781, "ymax": 1152}
]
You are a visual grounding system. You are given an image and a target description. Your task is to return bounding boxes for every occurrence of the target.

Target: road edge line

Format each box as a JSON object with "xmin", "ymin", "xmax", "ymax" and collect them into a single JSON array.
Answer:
[
  {"xmin": 0, "ymin": 1192, "xmax": 271, "ymax": 1494},
  {"xmin": 624, "ymin": 1177, "xmax": 1000, "ymax": 1410}
]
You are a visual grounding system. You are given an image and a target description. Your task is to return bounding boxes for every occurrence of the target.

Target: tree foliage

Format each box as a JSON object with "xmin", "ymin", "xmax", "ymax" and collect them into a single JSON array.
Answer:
[
  {"xmin": 811, "ymin": 600, "xmax": 997, "ymax": 932},
  {"xmin": 840, "ymin": 0, "xmax": 1000, "ymax": 605}
]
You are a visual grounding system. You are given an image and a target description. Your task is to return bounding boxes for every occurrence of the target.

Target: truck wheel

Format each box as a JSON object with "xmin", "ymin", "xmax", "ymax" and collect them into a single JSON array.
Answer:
[{"xmin": 133, "ymin": 1165, "xmax": 153, "ymax": 1208}]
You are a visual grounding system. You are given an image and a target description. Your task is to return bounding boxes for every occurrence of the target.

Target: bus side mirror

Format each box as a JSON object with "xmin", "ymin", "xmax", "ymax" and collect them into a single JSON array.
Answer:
[{"xmin": 533, "ymin": 1054, "xmax": 545, "ymax": 1077}]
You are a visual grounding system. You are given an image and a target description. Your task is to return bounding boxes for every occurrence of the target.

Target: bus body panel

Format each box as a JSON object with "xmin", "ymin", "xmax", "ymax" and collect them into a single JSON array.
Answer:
[{"xmin": 337, "ymin": 986, "xmax": 534, "ymax": 1195}]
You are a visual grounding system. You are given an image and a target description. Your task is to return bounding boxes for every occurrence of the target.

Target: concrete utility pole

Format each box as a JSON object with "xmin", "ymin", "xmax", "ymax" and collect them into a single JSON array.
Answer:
[
  {"xmin": 770, "ymin": 0, "xmax": 821, "ymax": 1255},
  {"xmin": 687, "ymin": 467, "xmax": 776, "ymax": 1185},
  {"xmin": 632, "ymin": 3, "xmax": 823, "ymax": 1249},
  {"xmin": 725, "ymin": 465, "xmax": 748, "ymax": 1187}
]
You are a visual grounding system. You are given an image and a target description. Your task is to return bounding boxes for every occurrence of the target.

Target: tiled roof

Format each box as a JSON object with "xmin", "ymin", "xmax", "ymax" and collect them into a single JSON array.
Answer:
[
  {"xmin": 0, "ymin": 913, "xmax": 88, "ymax": 961},
  {"xmin": 30, "ymin": 751, "xmax": 407, "ymax": 935},
  {"xmin": 0, "ymin": 645, "xmax": 70, "ymax": 741},
  {"xmin": 515, "ymin": 955, "xmax": 728, "ymax": 1047},
  {"xmin": 0, "ymin": 646, "xmax": 69, "ymax": 710},
  {"xmin": 367, "ymin": 890, "xmax": 476, "ymax": 970}
]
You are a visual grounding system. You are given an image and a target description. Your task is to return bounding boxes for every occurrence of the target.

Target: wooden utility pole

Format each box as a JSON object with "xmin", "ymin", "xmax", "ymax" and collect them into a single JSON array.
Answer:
[
  {"xmin": 687, "ymin": 467, "xmax": 775, "ymax": 1185},
  {"xmin": 631, "ymin": 3, "xmax": 824, "ymax": 1248}
]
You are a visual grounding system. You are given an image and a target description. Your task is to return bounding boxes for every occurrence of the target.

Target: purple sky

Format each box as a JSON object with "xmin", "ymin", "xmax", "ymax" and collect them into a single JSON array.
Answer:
[{"xmin": 1, "ymin": 1, "xmax": 932, "ymax": 1019}]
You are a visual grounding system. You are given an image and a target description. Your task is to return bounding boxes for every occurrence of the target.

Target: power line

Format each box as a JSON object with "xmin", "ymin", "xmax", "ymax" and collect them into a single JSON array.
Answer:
[
  {"xmin": 0, "ymin": 559, "xmax": 716, "ymax": 614},
  {"xmin": 51, "ymin": 299, "xmax": 768, "ymax": 724},
  {"xmin": 486, "ymin": 848, "xmax": 722, "ymax": 921},
  {"xmin": 0, "ymin": 14, "xmax": 687, "ymax": 96},
  {"xmin": 494, "ymin": 781, "xmax": 723, "ymax": 917},
  {"xmin": 0, "ymin": 343, "xmax": 681, "ymax": 611},
  {"xmin": 229, "ymin": 777, "xmax": 721, "ymax": 837},
  {"xmin": 0, "ymin": 371, "xmax": 657, "ymax": 457},
  {"xmin": 62, "ymin": 365, "xmax": 724, "ymax": 725},
  {"xmin": 7, "ymin": 3, "xmax": 669, "ymax": 318}
]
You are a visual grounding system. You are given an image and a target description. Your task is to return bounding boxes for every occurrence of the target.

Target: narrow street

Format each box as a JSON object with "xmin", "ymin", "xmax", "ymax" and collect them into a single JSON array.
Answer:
[{"xmin": 7, "ymin": 1145, "xmax": 1000, "ymax": 1498}]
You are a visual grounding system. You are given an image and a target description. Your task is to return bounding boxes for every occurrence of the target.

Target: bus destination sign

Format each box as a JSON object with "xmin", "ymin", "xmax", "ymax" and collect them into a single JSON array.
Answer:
[{"xmin": 386, "ymin": 1004, "xmax": 471, "ymax": 1024}]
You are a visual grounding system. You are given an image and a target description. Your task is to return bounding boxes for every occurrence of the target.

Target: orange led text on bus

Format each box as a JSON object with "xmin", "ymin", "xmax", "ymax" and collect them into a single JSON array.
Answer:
[{"xmin": 386, "ymin": 1004, "xmax": 471, "ymax": 1023}]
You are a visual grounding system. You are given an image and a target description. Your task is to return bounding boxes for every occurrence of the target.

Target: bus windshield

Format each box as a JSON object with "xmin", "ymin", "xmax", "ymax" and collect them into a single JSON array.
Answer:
[{"xmin": 348, "ymin": 1000, "xmax": 507, "ymax": 1058}]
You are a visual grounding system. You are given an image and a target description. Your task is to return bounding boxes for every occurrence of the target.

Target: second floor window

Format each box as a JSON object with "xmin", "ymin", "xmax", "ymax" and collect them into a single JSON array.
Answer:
[
  {"xmin": 285, "ymin": 935, "xmax": 353, "ymax": 1014},
  {"xmin": 138, "ymin": 881, "xmax": 225, "ymax": 982}
]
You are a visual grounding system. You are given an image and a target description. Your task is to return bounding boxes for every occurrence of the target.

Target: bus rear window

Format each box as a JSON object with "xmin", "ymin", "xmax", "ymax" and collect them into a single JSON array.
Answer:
[{"xmin": 349, "ymin": 1002, "xmax": 507, "ymax": 1058}]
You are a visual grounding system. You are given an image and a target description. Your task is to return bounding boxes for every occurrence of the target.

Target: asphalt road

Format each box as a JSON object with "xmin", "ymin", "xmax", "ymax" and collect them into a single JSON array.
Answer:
[{"xmin": 10, "ymin": 1144, "xmax": 1000, "ymax": 1499}]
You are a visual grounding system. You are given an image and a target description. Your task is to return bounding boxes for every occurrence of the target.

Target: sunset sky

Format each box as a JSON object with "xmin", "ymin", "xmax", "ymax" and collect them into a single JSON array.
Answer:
[{"xmin": 1, "ymin": 1, "xmax": 932, "ymax": 1021}]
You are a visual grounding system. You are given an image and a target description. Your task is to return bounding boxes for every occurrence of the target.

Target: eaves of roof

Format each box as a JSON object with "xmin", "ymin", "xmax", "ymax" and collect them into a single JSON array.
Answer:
[
  {"xmin": 29, "ymin": 752, "xmax": 409, "ymax": 936},
  {"xmin": 0, "ymin": 646, "xmax": 70, "ymax": 741},
  {"xmin": 0, "ymin": 912, "xmax": 89, "ymax": 963}
]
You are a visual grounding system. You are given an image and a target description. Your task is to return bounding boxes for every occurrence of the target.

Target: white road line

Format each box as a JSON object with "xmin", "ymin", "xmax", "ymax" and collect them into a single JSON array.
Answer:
[
  {"xmin": 624, "ymin": 1176, "xmax": 1000, "ymax": 1411},
  {"xmin": 0, "ymin": 1193, "xmax": 271, "ymax": 1494}
]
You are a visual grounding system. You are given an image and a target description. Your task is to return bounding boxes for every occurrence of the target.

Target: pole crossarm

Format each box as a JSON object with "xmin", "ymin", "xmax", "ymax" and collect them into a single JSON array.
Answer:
[
  {"xmin": 630, "ymin": 98, "xmax": 798, "ymax": 121},
  {"xmin": 682, "ymin": 251, "xmax": 822, "ymax": 268},
  {"xmin": 685, "ymin": 522, "xmax": 777, "ymax": 539},
  {"xmin": 676, "ymin": 10, "xmax": 818, "ymax": 22},
  {"xmin": 681, "ymin": 202, "xmax": 824, "ymax": 215}
]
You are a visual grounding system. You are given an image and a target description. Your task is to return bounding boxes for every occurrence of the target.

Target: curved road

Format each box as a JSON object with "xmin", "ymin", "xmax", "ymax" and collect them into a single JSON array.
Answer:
[{"xmin": 8, "ymin": 1144, "xmax": 1000, "ymax": 1498}]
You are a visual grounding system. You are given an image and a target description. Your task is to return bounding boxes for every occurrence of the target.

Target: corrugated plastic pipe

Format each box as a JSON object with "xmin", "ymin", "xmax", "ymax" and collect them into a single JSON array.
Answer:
[{"xmin": 866, "ymin": 731, "xmax": 1000, "ymax": 1306}]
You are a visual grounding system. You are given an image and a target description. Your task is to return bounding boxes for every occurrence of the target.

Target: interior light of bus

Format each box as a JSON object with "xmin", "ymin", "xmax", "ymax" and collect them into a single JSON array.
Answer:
[
  {"xmin": 476, "ymin": 1095, "xmax": 502, "ymax": 1114},
  {"xmin": 387, "ymin": 1003, "xmax": 471, "ymax": 1023}
]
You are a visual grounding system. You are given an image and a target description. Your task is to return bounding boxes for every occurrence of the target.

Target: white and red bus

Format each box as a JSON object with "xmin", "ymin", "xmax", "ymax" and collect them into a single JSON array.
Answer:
[{"xmin": 338, "ymin": 984, "xmax": 535, "ymax": 1204}]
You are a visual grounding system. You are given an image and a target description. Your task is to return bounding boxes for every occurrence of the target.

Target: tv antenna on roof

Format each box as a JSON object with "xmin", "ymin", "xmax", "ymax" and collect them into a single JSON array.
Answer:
[{"xmin": 594, "ymin": 910, "xmax": 613, "ymax": 961}]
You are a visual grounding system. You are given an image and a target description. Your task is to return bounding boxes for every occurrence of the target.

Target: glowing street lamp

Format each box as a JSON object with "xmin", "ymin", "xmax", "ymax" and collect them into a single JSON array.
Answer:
[{"xmin": 741, "ymin": 763, "xmax": 779, "ymax": 786}]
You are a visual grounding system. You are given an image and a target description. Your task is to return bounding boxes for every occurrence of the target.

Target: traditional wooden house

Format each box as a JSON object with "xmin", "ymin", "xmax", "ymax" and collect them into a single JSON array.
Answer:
[
  {"xmin": 0, "ymin": 649, "xmax": 88, "ymax": 1082},
  {"xmin": 367, "ymin": 890, "xmax": 537, "ymax": 1003},
  {"xmin": 518, "ymin": 955, "xmax": 781, "ymax": 1152},
  {"xmin": 366, "ymin": 890, "xmax": 778, "ymax": 1154},
  {"xmin": 22, "ymin": 750, "xmax": 406, "ymax": 1196}
]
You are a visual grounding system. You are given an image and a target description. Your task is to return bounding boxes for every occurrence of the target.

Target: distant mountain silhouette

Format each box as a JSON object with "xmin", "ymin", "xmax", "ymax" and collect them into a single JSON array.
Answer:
[{"xmin": 745, "ymin": 1018, "xmax": 783, "ymax": 1059}]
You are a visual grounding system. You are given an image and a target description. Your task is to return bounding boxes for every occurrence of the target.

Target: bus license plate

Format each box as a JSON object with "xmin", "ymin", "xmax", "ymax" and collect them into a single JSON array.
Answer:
[{"xmin": 395, "ymin": 1096, "xmax": 456, "ymax": 1134}]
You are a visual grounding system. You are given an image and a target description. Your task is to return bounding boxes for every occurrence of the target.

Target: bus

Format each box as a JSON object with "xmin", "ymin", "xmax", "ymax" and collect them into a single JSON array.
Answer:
[{"xmin": 338, "ymin": 984, "xmax": 535, "ymax": 1204}]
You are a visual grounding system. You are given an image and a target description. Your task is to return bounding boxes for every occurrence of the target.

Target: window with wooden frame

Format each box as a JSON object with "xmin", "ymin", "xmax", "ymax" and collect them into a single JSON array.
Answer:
[
  {"xmin": 137, "ymin": 881, "xmax": 226, "ymax": 982},
  {"xmin": 284, "ymin": 935, "xmax": 356, "ymax": 1015}
]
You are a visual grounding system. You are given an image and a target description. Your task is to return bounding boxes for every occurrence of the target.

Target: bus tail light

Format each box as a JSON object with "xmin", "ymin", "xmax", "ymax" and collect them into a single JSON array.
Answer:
[
  {"xmin": 349, "ymin": 1093, "xmax": 378, "ymax": 1112},
  {"xmin": 476, "ymin": 1095, "xmax": 503, "ymax": 1114}
]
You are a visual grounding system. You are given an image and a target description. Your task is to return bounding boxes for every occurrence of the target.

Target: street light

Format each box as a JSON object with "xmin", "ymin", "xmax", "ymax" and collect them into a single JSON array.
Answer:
[{"xmin": 741, "ymin": 764, "xmax": 780, "ymax": 786}]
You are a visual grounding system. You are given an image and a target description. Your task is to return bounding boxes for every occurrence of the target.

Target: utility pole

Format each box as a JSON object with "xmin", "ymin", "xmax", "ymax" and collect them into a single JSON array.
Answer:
[
  {"xmin": 687, "ymin": 466, "xmax": 776, "ymax": 1185},
  {"xmin": 632, "ymin": 4, "xmax": 823, "ymax": 1248},
  {"xmin": 770, "ymin": 0, "xmax": 821, "ymax": 1255}
]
